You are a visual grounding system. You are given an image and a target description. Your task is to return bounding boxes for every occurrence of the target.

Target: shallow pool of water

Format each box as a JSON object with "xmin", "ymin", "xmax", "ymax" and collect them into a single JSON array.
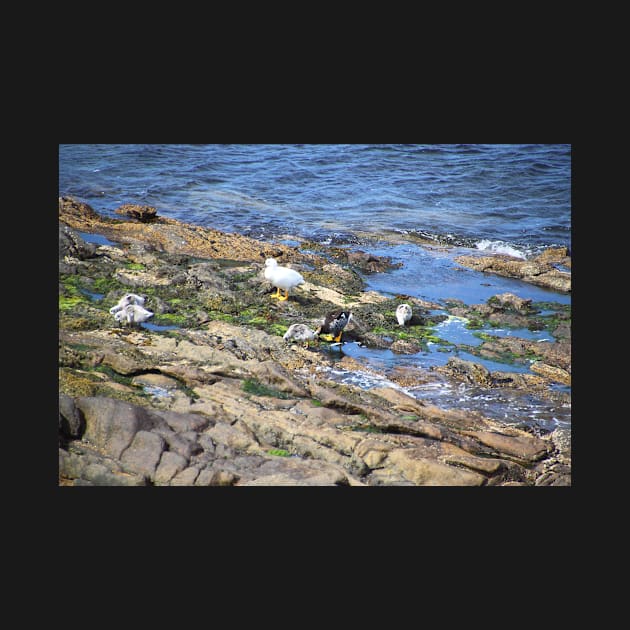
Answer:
[
  {"xmin": 80, "ymin": 289, "xmax": 105, "ymax": 302},
  {"xmin": 358, "ymin": 242, "xmax": 571, "ymax": 307},
  {"xmin": 78, "ymin": 231, "xmax": 118, "ymax": 247},
  {"xmin": 142, "ymin": 322, "xmax": 180, "ymax": 332},
  {"xmin": 337, "ymin": 339, "xmax": 533, "ymax": 375}
]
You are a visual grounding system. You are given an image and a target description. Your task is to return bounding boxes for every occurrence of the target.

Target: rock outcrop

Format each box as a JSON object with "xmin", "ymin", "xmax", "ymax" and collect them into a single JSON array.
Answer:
[
  {"xmin": 455, "ymin": 249, "xmax": 571, "ymax": 293},
  {"xmin": 59, "ymin": 198, "xmax": 571, "ymax": 486}
]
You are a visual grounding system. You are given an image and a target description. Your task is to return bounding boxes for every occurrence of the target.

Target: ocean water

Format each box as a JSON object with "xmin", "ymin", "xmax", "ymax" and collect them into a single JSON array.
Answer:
[
  {"xmin": 60, "ymin": 144, "xmax": 571, "ymax": 430},
  {"xmin": 59, "ymin": 144, "xmax": 571, "ymax": 256}
]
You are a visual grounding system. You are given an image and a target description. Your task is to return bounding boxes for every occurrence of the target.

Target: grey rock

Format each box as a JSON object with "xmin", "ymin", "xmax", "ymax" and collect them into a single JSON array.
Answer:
[
  {"xmin": 120, "ymin": 430, "xmax": 166, "ymax": 480},
  {"xmin": 170, "ymin": 466, "xmax": 201, "ymax": 486},
  {"xmin": 551, "ymin": 426, "xmax": 571, "ymax": 465},
  {"xmin": 156, "ymin": 429, "xmax": 201, "ymax": 459},
  {"xmin": 75, "ymin": 397, "xmax": 171, "ymax": 459},
  {"xmin": 535, "ymin": 470, "xmax": 571, "ymax": 486},
  {"xmin": 205, "ymin": 421, "xmax": 259, "ymax": 451},
  {"xmin": 155, "ymin": 451, "xmax": 188, "ymax": 485},
  {"xmin": 181, "ymin": 430, "xmax": 202, "ymax": 444},
  {"xmin": 59, "ymin": 447, "xmax": 146, "ymax": 486},
  {"xmin": 197, "ymin": 433, "xmax": 216, "ymax": 455},
  {"xmin": 186, "ymin": 262, "xmax": 231, "ymax": 292},
  {"xmin": 156, "ymin": 410, "xmax": 212, "ymax": 433},
  {"xmin": 247, "ymin": 456, "xmax": 351, "ymax": 486},
  {"xmin": 59, "ymin": 224, "xmax": 97, "ymax": 260},
  {"xmin": 59, "ymin": 394, "xmax": 85, "ymax": 439}
]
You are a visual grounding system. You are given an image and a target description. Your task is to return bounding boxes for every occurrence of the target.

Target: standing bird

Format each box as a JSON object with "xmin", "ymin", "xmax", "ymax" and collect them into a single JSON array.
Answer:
[
  {"xmin": 283, "ymin": 323, "xmax": 318, "ymax": 348},
  {"xmin": 317, "ymin": 310, "xmax": 352, "ymax": 343},
  {"xmin": 264, "ymin": 258, "xmax": 305, "ymax": 301},
  {"xmin": 114, "ymin": 303, "xmax": 154, "ymax": 327},
  {"xmin": 396, "ymin": 303, "xmax": 413, "ymax": 326}
]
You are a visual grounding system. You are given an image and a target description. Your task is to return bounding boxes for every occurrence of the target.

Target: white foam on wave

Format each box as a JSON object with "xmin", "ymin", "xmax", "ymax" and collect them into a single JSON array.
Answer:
[{"xmin": 475, "ymin": 239, "xmax": 527, "ymax": 259}]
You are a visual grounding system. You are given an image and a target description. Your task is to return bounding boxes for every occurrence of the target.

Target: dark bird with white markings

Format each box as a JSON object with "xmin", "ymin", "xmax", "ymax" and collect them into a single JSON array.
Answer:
[{"xmin": 317, "ymin": 310, "xmax": 352, "ymax": 343}]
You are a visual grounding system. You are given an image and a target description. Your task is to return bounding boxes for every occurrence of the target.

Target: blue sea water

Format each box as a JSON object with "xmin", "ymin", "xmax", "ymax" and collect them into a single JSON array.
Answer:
[
  {"xmin": 60, "ymin": 144, "xmax": 571, "ymax": 429},
  {"xmin": 59, "ymin": 144, "xmax": 571, "ymax": 256}
]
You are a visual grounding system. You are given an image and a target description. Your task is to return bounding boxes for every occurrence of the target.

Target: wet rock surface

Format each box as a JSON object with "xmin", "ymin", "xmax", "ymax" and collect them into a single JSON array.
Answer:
[
  {"xmin": 59, "ymin": 197, "xmax": 571, "ymax": 486},
  {"xmin": 454, "ymin": 248, "xmax": 571, "ymax": 293}
]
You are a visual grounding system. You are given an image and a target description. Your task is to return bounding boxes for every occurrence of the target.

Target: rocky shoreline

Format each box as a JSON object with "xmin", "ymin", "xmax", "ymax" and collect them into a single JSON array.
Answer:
[{"xmin": 59, "ymin": 197, "xmax": 571, "ymax": 486}]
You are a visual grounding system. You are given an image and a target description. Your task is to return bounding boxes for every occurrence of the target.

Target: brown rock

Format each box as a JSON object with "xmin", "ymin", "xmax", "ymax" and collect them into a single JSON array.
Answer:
[
  {"xmin": 59, "ymin": 196, "xmax": 103, "ymax": 223},
  {"xmin": 59, "ymin": 194, "xmax": 318, "ymax": 263},
  {"xmin": 76, "ymin": 396, "xmax": 170, "ymax": 459},
  {"xmin": 158, "ymin": 364, "xmax": 220, "ymax": 388},
  {"xmin": 464, "ymin": 430, "xmax": 550, "ymax": 462},
  {"xmin": 247, "ymin": 360, "xmax": 309, "ymax": 397},
  {"xmin": 154, "ymin": 451, "xmax": 188, "ymax": 484},
  {"xmin": 156, "ymin": 409, "xmax": 212, "ymax": 433},
  {"xmin": 240, "ymin": 457, "xmax": 352, "ymax": 486},
  {"xmin": 115, "ymin": 204, "xmax": 158, "ymax": 222},
  {"xmin": 197, "ymin": 470, "xmax": 239, "ymax": 486},
  {"xmin": 355, "ymin": 439, "xmax": 393, "ymax": 468},
  {"xmin": 170, "ymin": 466, "xmax": 201, "ymax": 485},
  {"xmin": 205, "ymin": 421, "xmax": 260, "ymax": 452},
  {"xmin": 120, "ymin": 430, "xmax": 166, "ymax": 479},
  {"xmin": 439, "ymin": 357, "xmax": 495, "ymax": 387},
  {"xmin": 345, "ymin": 250, "xmax": 402, "ymax": 273},
  {"xmin": 534, "ymin": 247, "xmax": 570, "ymax": 264},
  {"xmin": 98, "ymin": 348, "xmax": 152, "ymax": 375},
  {"xmin": 530, "ymin": 361, "xmax": 571, "ymax": 385},
  {"xmin": 455, "ymin": 254, "xmax": 571, "ymax": 293},
  {"xmin": 387, "ymin": 448, "xmax": 486, "ymax": 486},
  {"xmin": 488, "ymin": 292, "xmax": 532, "ymax": 313},
  {"xmin": 390, "ymin": 339, "xmax": 423, "ymax": 354},
  {"xmin": 440, "ymin": 443, "xmax": 505, "ymax": 474}
]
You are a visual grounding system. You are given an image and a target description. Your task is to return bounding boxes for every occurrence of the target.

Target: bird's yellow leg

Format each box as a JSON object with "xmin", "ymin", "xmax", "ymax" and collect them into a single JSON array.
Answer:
[
  {"xmin": 278, "ymin": 289, "xmax": 289, "ymax": 301},
  {"xmin": 333, "ymin": 332, "xmax": 342, "ymax": 342},
  {"xmin": 270, "ymin": 287, "xmax": 282, "ymax": 299}
]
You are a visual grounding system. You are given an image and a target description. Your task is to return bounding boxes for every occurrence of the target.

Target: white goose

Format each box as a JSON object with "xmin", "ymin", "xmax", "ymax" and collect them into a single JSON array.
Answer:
[{"xmin": 264, "ymin": 258, "xmax": 305, "ymax": 301}]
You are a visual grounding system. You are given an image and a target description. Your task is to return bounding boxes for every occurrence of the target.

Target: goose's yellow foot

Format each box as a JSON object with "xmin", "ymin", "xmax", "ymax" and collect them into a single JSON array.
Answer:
[
  {"xmin": 278, "ymin": 290, "xmax": 289, "ymax": 301},
  {"xmin": 270, "ymin": 287, "xmax": 282, "ymax": 299}
]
